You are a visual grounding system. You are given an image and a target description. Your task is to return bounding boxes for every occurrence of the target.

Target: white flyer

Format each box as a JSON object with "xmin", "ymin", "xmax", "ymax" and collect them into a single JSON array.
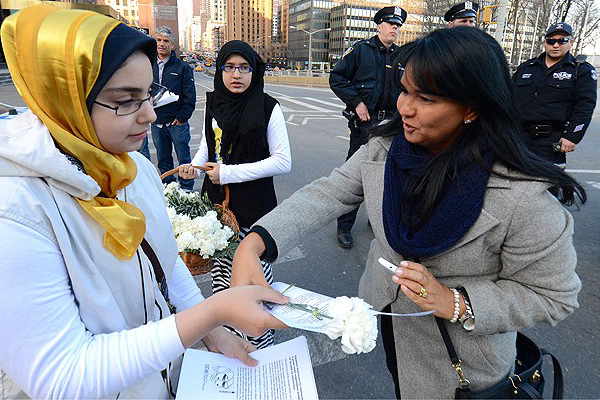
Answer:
[
  {"xmin": 176, "ymin": 336, "xmax": 318, "ymax": 400},
  {"xmin": 267, "ymin": 282, "xmax": 334, "ymax": 333},
  {"xmin": 267, "ymin": 282, "xmax": 435, "ymax": 333}
]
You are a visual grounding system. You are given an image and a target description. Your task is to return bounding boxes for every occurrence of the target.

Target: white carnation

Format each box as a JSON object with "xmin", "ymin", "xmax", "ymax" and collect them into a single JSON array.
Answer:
[{"xmin": 322, "ymin": 296, "xmax": 378, "ymax": 354}]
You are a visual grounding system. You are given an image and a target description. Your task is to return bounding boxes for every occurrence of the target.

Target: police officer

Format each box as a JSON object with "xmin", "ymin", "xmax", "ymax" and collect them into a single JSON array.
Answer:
[
  {"xmin": 513, "ymin": 22, "xmax": 597, "ymax": 167},
  {"xmin": 444, "ymin": 1, "xmax": 479, "ymax": 27},
  {"xmin": 329, "ymin": 6, "xmax": 406, "ymax": 248}
]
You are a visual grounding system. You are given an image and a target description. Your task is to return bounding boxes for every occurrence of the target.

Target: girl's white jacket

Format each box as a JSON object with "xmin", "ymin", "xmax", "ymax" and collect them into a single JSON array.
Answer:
[{"xmin": 0, "ymin": 111, "xmax": 204, "ymax": 399}]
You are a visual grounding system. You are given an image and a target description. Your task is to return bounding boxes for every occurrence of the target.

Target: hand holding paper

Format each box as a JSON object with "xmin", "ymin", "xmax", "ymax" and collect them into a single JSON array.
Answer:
[{"xmin": 266, "ymin": 282, "xmax": 434, "ymax": 354}]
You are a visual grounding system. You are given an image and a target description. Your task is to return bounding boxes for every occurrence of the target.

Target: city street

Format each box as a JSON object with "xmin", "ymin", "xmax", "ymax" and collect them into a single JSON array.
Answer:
[{"xmin": 1, "ymin": 73, "xmax": 599, "ymax": 399}]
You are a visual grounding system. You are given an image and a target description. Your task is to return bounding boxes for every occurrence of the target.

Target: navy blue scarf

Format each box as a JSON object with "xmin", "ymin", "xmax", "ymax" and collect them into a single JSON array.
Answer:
[{"xmin": 382, "ymin": 133, "xmax": 494, "ymax": 258}]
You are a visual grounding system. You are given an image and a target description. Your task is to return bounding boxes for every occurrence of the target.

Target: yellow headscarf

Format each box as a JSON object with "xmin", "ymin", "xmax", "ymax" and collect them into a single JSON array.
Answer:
[{"xmin": 1, "ymin": 5, "xmax": 148, "ymax": 260}]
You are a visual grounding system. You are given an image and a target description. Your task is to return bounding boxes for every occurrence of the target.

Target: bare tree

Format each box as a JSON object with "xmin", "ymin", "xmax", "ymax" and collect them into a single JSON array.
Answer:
[
  {"xmin": 570, "ymin": 0, "xmax": 600, "ymax": 55},
  {"xmin": 419, "ymin": 0, "xmax": 457, "ymax": 33}
]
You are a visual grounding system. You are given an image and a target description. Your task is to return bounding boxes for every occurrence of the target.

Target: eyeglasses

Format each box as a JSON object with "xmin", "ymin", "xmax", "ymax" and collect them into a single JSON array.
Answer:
[
  {"xmin": 545, "ymin": 37, "xmax": 571, "ymax": 45},
  {"xmin": 94, "ymin": 82, "xmax": 168, "ymax": 116},
  {"xmin": 221, "ymin": 65, "xmax": 253, "ymax": 74}
]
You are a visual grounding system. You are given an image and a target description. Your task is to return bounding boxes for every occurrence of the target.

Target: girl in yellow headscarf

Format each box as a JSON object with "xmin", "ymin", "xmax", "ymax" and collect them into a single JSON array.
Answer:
[{"xmin": 0, "ymin": 5, "xmax": 287, "ymax": 398}]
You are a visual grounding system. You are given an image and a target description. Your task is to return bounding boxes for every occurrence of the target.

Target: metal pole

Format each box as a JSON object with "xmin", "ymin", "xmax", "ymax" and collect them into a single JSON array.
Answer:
[
  {"xmin": 308, "ymin": 32, "xmax": 313, "ymax": 77},
  {"xmin": 494, "ymin": 0, "xmax": 509, "ymax": 46},
  {"xmin": 530, "ymin": 6, "xmax": 541, "ymax": 59},
  {"xmin": 517, "ymin": 9, "xmax": 528, "ymax": 65}
]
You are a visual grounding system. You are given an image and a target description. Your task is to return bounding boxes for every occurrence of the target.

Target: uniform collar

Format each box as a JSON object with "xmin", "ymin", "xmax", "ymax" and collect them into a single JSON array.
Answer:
[
  {"xmin": 368, "ymin": 35, "xmax": 396, "ymax": 52},
  {"xmin": 532, "ymin": 51, "xmax": 574, "ymax": 67}
]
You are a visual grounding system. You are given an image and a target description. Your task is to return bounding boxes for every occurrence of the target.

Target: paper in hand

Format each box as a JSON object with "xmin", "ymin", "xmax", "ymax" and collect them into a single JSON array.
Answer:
[{"xmin": 153, "ymin": 91, "xmax": 179, "ymax": 108}]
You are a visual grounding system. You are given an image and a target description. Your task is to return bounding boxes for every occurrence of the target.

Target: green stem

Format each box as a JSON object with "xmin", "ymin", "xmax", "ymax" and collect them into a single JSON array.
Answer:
[{"xmin": 286, "ymin": 302, "xmax": 333, "ymax": 320}]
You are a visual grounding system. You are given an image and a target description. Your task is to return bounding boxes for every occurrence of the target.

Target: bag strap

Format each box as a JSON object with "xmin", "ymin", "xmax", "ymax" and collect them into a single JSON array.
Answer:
[
  {"xmin": 542, "ymin": 348, "xmax": 564, "ymax": 399},
  {"xmin": 436, "ymin": 316, "xmax": 564, "ymax": 399},
  {"xmin": 435, "ymin": 316, "xmax": 471, "ymax": 390},
  {"xmin": 140, "ymin": 238, "xmax": 176, "ymax": 314}
]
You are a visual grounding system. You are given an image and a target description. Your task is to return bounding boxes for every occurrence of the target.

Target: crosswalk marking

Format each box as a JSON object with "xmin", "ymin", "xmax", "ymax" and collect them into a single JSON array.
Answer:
[
  {"xmin": 567, "ymin": 169, "xmax": 600, "ymax": 174},
  {"xmin": 585, "ymin": 181, "xmax": 600, "ymax": 189},
  {"xmin": 301, "ymin": 116, "xmax": 344, "ymax": 125},
  {"xmin": 302, "ymin": 97, "xmax": 345, "ymax": 109},
  {"xmin": 276, "ymin": 96, "xmax": 331, "ymax": 112}
]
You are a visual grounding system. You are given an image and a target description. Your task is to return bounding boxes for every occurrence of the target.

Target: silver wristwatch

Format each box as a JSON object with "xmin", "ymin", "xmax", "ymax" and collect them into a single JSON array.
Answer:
[{"xmin": 457, "ymin": 289, "xmax": 475, "ymax": 331}]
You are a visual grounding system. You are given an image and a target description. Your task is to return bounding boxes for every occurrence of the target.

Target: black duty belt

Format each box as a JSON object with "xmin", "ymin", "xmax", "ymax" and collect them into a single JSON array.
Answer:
[
  {"xmin": 371, "ymin": 110, "xmax": 395, "ymax": 120},
  {"xmin": 524, "ymin": 123, "xmax": 565, "ymax": 138}
]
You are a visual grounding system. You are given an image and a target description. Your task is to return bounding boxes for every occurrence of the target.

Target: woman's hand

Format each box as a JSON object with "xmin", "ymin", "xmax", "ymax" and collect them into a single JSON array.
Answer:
[
  {"xmin": 177, "ymin": 163, "xmax": 199, "ymax": 180},
  {"xmin": 231, "ymin": 232, "xmax": 270, "ymax": 288},
  {"xmin": 204, "ymin": 162, "xmax": 221, "ymax": 184},
  {"xmin": 214, "ymin": 285, "xmax": 290, "ymax": 336},
  {"xmin": 202, "ymin": 327, "xmax": 258, "ymax": 367},
  {"xmin": 391, "ymin": 260, "xmax": 463, "ymax": 320},
  {"xmin": 176, "ymin": 285, "xmax": 288, "ymax": 348}
]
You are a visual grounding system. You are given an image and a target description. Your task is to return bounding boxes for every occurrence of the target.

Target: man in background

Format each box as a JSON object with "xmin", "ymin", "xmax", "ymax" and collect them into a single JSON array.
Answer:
[
  {"xmin": 143, "ymin": 26, "xmax": 196, "ymax": 190},
  {"xmin": 513, "ymin": 22, "xmax": 597, "ymax": 167},
  {"xmin": 444, "ymin": 1, "xmax": 479, "ymax": 27},
  {"xmin": 329, "ymin": 6, "xmax": 406, "ymax": 248}
]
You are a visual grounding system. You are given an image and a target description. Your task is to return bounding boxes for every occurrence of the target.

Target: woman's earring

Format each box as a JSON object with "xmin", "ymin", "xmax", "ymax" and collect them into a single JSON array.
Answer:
[{"xmin": 464, "ymin": 119, "xmax": 472, "ymax": 124}]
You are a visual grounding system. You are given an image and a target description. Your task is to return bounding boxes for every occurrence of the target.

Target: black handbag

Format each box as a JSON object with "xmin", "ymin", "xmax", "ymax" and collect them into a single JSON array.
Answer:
[{"xmin": 435, "ymin": 317, "xmax": 564, "ymax": 399}]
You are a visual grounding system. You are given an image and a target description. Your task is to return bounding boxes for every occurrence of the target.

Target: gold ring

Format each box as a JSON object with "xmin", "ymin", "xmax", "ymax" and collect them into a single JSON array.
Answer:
[{"xmin": 418, "ymin": 286, "xmax": 429, "ymax": 299}]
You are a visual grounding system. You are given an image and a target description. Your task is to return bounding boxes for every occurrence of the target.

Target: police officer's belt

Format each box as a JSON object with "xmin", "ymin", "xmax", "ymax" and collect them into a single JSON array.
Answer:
[
  {"xmin": 524, "ymin": 123, "xmax": 564, "ymax": 138},
  {"xmin": 371, "ymin": 110, "xmax": 394, "ymax": 120}
]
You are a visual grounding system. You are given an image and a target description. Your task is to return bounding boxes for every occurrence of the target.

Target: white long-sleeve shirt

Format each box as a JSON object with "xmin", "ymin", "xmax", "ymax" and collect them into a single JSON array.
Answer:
[
  {"xmin": 191, "ymin": 104, "xmax": 291, "ymax": 183},
  {"xmin": 0, "ymin": 111, "xmax": 204, "ymax": 398}
]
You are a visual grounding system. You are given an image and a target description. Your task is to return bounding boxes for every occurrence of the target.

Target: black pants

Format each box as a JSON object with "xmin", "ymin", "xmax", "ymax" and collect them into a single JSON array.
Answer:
[
  {"xmin": 337, "ymin": 121, "xmax": 373, "ymax": 232},
  {"xmin": 526, "ymin": 130, "xmax": 566, "ymax": 164},
  {"xmin": 381, "ymin": 304, "xmax": 402, "ymax": 399}
]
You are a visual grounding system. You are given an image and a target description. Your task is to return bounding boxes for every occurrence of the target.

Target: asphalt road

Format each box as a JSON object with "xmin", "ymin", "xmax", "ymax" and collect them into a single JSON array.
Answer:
[{"xmin": 1, "ymin": 73, "xmax": 599, "ymax": 399}]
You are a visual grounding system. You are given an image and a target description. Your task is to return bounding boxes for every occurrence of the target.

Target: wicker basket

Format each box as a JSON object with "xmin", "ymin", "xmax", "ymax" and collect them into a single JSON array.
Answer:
[
  {"xmin": 161, "ymin": 165, "xmax": 240, "ymax": 275},
  {"xmin": 179, "ymin": 252, "xmax": 214, "ymax": 275}
]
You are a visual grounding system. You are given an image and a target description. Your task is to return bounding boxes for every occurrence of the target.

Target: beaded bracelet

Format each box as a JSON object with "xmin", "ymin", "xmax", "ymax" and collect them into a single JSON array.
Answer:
[{"xmin": 450, "ymin": 288, "xmax": 461, "ymax": 323}]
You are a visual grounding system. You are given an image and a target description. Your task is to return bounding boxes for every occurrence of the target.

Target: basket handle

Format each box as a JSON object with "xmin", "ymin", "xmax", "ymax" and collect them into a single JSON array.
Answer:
[
  {"xmin": 160, "ymin": 165, "xmax": 230, "ymax": 208},
  {"xmin": 160, "ymin": 165, "xmax": 212, "ymax": 180}
]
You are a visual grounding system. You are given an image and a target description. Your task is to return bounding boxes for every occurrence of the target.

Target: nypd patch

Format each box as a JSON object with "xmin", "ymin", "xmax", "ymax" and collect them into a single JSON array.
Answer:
[
  {"xmin": 342, "ymin": 46, "xmax": 354, "ymax": 59},
  {"xmin": 592, "ymin": 69, "xmax": 597, "ymax": 81}
]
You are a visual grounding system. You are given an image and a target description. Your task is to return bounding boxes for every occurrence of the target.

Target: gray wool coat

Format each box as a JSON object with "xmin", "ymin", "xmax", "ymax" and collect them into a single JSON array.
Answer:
[{"xmin": 254, "ymin": 136, "xmax": 581, "ymax": 399}]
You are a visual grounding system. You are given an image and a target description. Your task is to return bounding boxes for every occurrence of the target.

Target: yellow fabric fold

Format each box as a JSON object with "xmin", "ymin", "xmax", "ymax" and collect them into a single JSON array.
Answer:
[{"xmin": 1, "ymin": 5, "xmax": 146, "ymax": 260}]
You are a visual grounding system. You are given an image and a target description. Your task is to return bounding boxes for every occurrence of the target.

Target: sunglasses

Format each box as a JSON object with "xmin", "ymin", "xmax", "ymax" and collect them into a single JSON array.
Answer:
[{"xmin": 545, "ymin": 37, "xmax": 571, "ymax": 45}]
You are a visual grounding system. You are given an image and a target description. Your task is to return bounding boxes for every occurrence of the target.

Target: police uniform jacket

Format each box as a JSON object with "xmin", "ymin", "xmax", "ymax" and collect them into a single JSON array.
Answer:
[
  {"xmin": 152, "ymin": 51, "xmax": 197, "ymax": 125},
  {"xmin": 329, "ymin": 36, "xmax": 401, "ymax": 113},
  {"xmin": 513, "ymin": 52, "xmax": 597, "ymax": 144}
]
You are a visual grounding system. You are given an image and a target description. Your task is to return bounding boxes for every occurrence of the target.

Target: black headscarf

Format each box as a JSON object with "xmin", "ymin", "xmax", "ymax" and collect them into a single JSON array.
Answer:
[
  {"xmin": 207, "ymin": 40, "xmax": 267, "ymax": 162},
  {"xmin": 86, "ymin": 24, "xmax": 156, "ymax": 112}
]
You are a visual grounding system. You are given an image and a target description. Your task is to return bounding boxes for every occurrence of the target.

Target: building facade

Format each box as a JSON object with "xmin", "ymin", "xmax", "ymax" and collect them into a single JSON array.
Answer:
[
  {"xmin": 226, "ymin": 0, "xmax": 273, "ymax": 61},
  {"xmin": 287, "ymin": 0, "xmax": 334, "ymax": 70},
  {"xmin": 138, "ymin": 0, "xmax": 179, "ymax": 45}
]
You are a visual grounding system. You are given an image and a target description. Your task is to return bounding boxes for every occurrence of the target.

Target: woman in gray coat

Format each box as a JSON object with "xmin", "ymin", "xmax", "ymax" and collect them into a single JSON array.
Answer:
[{"xmin": 230, "ymin": 27, "xmax": 585, "ymax": 398}]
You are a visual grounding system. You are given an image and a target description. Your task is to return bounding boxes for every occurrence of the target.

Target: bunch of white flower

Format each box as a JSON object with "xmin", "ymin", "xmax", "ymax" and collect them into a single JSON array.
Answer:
[
  {"xmin": 167, "ymin": 206, "xmax": 234, "ymax": 257},
  {"xmin": 322, "ymin": 296, "xmax": 378, "ymax": 354}
]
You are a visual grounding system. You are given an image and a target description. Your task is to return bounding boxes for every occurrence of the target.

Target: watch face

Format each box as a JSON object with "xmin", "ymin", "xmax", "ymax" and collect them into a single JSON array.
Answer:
[{"xmin": 463, "ymin": 317, "xmax": 475, "ymax": 331}]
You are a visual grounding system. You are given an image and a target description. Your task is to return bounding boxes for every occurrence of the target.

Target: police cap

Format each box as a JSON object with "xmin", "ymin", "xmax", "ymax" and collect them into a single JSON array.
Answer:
[
  {"xmin": 545, "ymin": 22, "xmax": 573, "ymax": 37},
  {"xmin": 374, "ymin": 6, "xmax": 407, "ymax": 26},
  {"xmin": 444, "ymin": 1, "xmax": 479, "ymax": 22}
]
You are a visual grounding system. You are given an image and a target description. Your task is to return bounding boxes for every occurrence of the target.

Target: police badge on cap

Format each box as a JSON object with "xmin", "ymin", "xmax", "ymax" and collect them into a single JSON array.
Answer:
[
  {"xmin": 545, "ymin": 22, "xmax": 573, "ymax": 37},
  {"xmin": 374, "ymin": 6, "xmax": 407, "ymax": 26},
  {"xmin": 444, "ymin": 1, "xmax": 479, "ymax": 22}
]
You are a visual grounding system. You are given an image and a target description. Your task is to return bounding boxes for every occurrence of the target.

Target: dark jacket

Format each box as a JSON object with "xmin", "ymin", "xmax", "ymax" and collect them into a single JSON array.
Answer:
[
  {"xmin": 202, "ymin": 95, "xmax": 279, "ymax": 227},
  {"xmin": 513, "ymin": 52, "xmax": 597, "ymax": 144},
  {"xmin": 152, "ymin": 51, "xmax": 196, "ymax": 125},
  {"xmin": 329, "ymin": 36, "xmax": 401, "ymax": 113}
]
